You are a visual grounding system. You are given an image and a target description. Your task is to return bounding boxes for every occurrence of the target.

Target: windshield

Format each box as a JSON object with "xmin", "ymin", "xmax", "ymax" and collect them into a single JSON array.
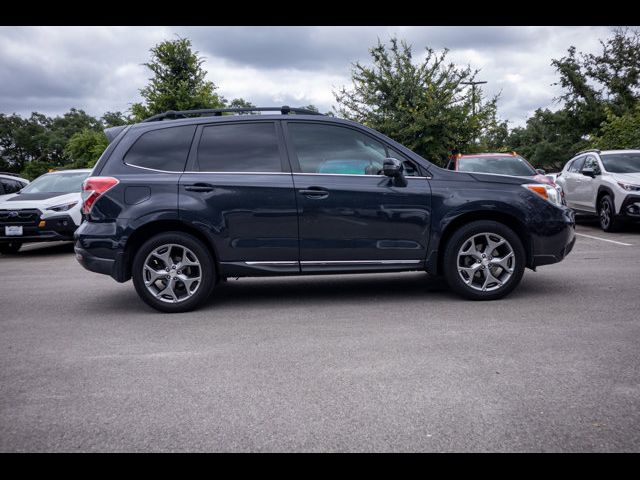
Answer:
[
  {"xmin": 457, "ymin": 155, "xmax": 537, "ymax": 176},
  {"xmin": 20, "ymin": 171, "xmax": 90, "ymax": 194},
  {"xmin": 600, "ymin": 153, "xmax": 640, "ymax": 173}
]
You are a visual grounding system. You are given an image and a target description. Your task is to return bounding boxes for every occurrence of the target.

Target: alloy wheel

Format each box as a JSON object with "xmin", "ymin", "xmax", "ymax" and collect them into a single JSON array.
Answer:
[
  {"xmin": 142, "ymin": 243, "xmax": 202, "ymax": 303},
  {"xmin": 456, "ymin": 232, "xmax": 515, "ymax": 292}
]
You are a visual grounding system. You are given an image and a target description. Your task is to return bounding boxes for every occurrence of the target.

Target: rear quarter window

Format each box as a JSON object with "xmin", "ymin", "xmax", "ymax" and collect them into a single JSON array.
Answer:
[{"xmin": 124, "ymin": 125, "xmax": 196, "ymax": 172}]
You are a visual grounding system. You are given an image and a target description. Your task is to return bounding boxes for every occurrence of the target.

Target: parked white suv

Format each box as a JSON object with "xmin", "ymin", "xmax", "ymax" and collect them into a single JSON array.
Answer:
[
  {"xmin": 556, "ymin": 149, "xmax": 640, "ymax": 231},
  {"xmin": 0, "ymin": 169, "xmax": 91, "ymax": 254}
]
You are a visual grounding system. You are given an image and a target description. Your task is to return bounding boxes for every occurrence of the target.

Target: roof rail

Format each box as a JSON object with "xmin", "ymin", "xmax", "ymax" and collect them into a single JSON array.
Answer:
[
  {"xmin": 142, "ymin": 106, "xmax": 323, "ymax": 123},
  {"xmin": 0, "ymin": 171, "xmax": 23, "ymax": 178},
  {"xmin": 574, "ymin": 148, "xmax": 600, "ymax": 157}
]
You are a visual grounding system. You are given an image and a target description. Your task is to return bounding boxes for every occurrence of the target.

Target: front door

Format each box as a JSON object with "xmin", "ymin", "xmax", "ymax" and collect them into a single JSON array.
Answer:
[{"xmin": 283, "ymin": 121, "xmax": 431, "ymax": 273}]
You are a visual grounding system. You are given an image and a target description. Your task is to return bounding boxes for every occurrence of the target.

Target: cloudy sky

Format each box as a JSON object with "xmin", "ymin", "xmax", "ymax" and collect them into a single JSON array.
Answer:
[{"xmin": 0, "ymin": 26, "xmax": 616, "ymax": 127}]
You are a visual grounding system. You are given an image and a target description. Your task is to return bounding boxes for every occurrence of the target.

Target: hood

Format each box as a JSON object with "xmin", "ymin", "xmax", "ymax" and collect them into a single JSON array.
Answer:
[
  {"xmin": 611, "ymin": 172, "xmax": 640, "ymax": 185},
  {"xmin": 0, "ymin": 192, "xmax": 80, "ymax": 210}
]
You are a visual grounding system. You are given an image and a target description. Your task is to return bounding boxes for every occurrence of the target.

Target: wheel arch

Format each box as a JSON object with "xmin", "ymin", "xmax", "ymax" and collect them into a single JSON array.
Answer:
[
  {"xmin": 433, "ymin": 210, "xmax": 532, "ymax": 275},
  {"xmin": 122, "ymin": 219, "xmax": 221, "ymax": 282},
  {"xmin": 596, "ymin": 186, "xmax": 616, "ymax": 213}
]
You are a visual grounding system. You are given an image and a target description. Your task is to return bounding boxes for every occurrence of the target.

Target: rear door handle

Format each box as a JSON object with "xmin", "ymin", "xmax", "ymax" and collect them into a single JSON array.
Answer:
[
  {"xmin": 185, "ymin": 183, "xmax": 214, "ymax": 192},
  {"xmin": 299, "ymin": 187, "xmax": 329, "ymax": 199}
]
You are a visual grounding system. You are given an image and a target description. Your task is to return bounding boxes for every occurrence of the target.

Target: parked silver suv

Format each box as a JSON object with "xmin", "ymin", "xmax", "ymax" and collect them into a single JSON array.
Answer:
[{"xmin": 556, "ymin": 149, "xmax": 640, "ymax": 231}]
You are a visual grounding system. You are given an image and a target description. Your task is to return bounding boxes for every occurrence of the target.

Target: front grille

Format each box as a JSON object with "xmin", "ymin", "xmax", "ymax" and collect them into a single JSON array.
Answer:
[{"xmin": 0, "ymin": 209, "xmax": 42, "ymax": 225}]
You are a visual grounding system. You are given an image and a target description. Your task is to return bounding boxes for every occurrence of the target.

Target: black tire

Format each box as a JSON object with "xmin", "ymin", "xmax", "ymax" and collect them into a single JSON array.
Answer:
[
  {"xmin": 0, "ymin": 241, "xmax": 22, "ymax": 255},
  {"xmin": 131, "ymin": 231, "xmax": 216, "ymax": 313},
  {"xmin": 443, "ymin": 220, "xmax": 526, "ymax": 301},
  {"xmin": 598, "ymin": 195, "xmax": 619, "ymax": 232}
]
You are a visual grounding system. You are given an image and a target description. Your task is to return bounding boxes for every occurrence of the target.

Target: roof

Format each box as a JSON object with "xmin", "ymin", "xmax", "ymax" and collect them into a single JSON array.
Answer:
[{"xmin": 458, "ymin": 153, "xmax": 518, "ymax": 157}]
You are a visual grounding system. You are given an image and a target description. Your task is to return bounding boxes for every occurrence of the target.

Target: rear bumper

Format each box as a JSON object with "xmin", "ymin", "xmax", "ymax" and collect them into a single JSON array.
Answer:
[{"xmin": 74, "ymin": 245, "xmax": 128, "ymax": 282}]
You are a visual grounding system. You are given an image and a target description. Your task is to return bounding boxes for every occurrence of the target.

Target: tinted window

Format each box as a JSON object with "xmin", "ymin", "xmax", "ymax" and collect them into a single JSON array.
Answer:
[
  {"xmin": 456, "ymin": 155, "xmax": 536, "ymax": 176},
  {"xmin": 288, "ymin": 123, "xmax": 387, "ymax": 175},
  {"xmin": 124, "ymin": 125, "xmax": 196, "ymax": 172},
  {"xmin": 568, "ymin": 156, "xmax": 585, "ymax": 172},
  {"xmin": 600, "ymin": 152, "xmax": 640, "ymax": 173},
  {"xmin": 196, "ymin": 122, "xmax": 282, "ymax": 172},
  {"xmin": 1, "ymin": 179, "xmax": 24, "ymax": 194}
]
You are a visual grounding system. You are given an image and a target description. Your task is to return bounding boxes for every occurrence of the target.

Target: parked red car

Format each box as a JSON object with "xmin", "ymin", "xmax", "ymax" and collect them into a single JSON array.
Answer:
[{"xmin": 445, "ymin": 152, "xmax": 558, "ymax": 187}]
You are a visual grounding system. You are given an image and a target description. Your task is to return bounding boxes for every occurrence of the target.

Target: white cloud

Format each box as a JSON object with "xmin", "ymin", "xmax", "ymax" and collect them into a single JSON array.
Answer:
[{"xmin": 0, "ymin": 26, "xmax": 619, "ymax": 127}]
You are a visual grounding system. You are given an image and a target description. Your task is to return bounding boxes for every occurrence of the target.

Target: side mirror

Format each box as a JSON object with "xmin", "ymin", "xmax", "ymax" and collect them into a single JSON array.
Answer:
[
  {"xmin": 383, "ymin": 158, "xmax": 407, "ymax": 187},
  {"xmin": 536, "ymin": 168, "xmax": 546, "ymax": 175},
  {"xmin": 582, "ymin": 168, "xmax": 596, "ymax": 178}
]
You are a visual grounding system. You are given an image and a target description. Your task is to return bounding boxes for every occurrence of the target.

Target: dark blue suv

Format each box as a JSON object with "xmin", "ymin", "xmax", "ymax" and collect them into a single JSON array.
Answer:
[{"xmin": 74, "ymin": 106, "xmax": 575, "ymax": 312}]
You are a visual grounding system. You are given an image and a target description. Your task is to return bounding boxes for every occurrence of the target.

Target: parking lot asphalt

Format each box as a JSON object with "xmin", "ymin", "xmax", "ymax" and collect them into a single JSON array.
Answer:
[{"xmin": 1, "ymin": 220, "xmax": 639, "ymax": 452}]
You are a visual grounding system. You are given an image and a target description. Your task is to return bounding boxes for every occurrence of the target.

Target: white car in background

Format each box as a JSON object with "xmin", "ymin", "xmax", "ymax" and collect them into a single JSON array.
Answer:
[
  {"xmin": 0, "ymin": 169, "xmax": 91, "ymax": 254},
  {"xmin": 0, "ymin": 172, "xmax": 29, "ymax": 196},
  {"xmin": 555, "ymin": 149, "xmax": 640, "ymax": 231}
]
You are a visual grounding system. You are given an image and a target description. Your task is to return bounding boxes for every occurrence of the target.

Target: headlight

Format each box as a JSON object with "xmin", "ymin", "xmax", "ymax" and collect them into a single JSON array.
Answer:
[
  {"xmin": 47, "ymin": 202, "xmax": 78, "ymax": 212},
  {"xmin": 617, "ymin": 181, "xmax": 640, "ymax": 191},
  {"xmin": 522, "ymin": 183, "xmax": 562, "ymax": 206}
]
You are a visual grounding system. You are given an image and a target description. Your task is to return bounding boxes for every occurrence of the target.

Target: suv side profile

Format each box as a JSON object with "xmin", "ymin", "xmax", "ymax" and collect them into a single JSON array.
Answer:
[
  {"xmin": 555, "ymin": 149, "xmax": 640, "ymax": 231},
  {"xmin": 74, "ymin": 106, "xmax": 576, "ymax": 313}
]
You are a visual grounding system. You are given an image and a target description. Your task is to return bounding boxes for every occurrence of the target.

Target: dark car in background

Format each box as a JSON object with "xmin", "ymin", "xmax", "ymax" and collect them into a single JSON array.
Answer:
[{"xmin": 74, "ymin": 107, "xmax": 575, "ymax": 313}]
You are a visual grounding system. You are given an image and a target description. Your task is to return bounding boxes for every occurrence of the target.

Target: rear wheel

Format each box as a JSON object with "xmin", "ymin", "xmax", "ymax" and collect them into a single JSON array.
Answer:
[
  {"xmin": 443, "ymin": 220, "xmax": 526, "ymax": 300},
  {"xmin": 0, "ymin": 241, "xmax": 22, "ymax": 255},
  {"xmin": 598, "ymin": 195, "xmax": 619, "ymax": 232},
  {"xmin": 132, "ymin": 232, "xmax": 216, "ymax": 313}
]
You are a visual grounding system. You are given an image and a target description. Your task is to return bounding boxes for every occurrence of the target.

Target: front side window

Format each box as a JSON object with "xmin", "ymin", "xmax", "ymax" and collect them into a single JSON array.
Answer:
[
  {"xmin": 583, "ymin": 156, "xmax": 601, "ymax": 173},
  {"xmin": 600, "ymin": 152, "xmax": 640, "ymax": 174},
  {"xmin": 288, "ymin": 123, "xmax": 387, "ymax": 175},
  {"xmin": 196, "ymin": 122, "xmax": 282, "ymax": 172},
  {"xmin": 124, "ymin": 125, "xmax": 196, "ymax": 172}
]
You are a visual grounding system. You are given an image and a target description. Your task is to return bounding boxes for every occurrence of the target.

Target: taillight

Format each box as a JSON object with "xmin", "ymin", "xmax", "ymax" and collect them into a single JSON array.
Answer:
[{"xmin": 82, "ymin": 176, "xmax": 119, "ymax": 214}]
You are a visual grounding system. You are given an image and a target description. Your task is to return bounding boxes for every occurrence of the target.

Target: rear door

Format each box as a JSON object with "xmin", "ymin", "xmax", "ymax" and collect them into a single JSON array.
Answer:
[
  {"xmin": 179, "ymin": 120, "xmax": 299, "ymax": 273},
  {"xmin": 283, "ymin": 121, "xmax": 431, "ymax": 273}
]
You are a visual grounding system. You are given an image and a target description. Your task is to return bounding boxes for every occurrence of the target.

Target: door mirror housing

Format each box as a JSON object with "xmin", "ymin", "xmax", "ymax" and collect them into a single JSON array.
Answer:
[
  {"xmin": 383, "ymin": 158, "xmax": 407, "ymax": 187},
  {"xmin": 581, "ymin": 168, "xmax": 596, "ymax": 178},
  {"xmin": 536, "ymin": 168, "xmax": 546, "ymax": 175}
]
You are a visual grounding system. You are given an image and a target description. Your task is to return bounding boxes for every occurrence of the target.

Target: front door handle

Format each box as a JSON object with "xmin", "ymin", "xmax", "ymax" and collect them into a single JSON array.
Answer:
[
  {"xmin": 185, "ymin": 183, "xmax": 214, "ymax": 193},
  {"xmin": 299, "ymin": 187, "xmax": 329, "ymax": 199}
]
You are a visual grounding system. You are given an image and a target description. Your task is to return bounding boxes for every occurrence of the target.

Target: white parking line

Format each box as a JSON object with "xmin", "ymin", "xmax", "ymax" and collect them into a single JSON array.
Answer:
[{"xmin": 575, "ymin": 232, "xmax": 633, "ymax": 246}]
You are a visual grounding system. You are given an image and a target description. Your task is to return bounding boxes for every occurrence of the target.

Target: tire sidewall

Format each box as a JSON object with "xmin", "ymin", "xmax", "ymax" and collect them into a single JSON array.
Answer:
[
  {"xmin": 599, "ymin": 195, "xmax": 617, "ymax": 232},
  {"xmin": 443, "ymin": 220, "xmax": 526, "ymax": 301},
  {"xmin": 131, "ymin": 232, "xmax": 216, "ymax": 313}
]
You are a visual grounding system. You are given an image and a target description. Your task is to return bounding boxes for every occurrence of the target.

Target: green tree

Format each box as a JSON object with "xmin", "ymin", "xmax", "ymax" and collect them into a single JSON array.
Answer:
[
  {"xmin": 101, "ymin": 111, "xmax": 131, "ymax": 127},
  {"xmin": 334, "ymin": 38, "xmax": 502, "ymax": 165},
  {"xmin": 131, "ymin": 37, "xmax": 225, "ymax": 121},
  {"xmin": 591, "ymin": 104, "xmax": 640, "ymax": 149},
  {"xmin": 64, "ymin": 129, "xmax": 109, "ymax": 168}
]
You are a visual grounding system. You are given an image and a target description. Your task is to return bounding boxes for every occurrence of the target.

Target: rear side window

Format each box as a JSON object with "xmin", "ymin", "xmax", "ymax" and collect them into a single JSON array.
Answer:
[
  {"xmin": 124, "ymin": 125, "xmax": 196, "ymax": 172},
  {"xmin": 196, "ymin": 122, "xmax": 282, "ymax": 172}
]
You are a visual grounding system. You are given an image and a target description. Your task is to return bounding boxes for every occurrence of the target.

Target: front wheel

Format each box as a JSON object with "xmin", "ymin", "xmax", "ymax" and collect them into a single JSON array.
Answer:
[
  {"xmin": 443, "ymin": 220, "xmax": 526, "ymax": 300},
  {"xmin": 0, "ymin": 241, "xmax": 22, "ymax": 255},
  {"xmin": 131, "ymin": 232, "xmax": 216, "ymax": 313},
  {"xmin": 598, "ymin": 195, "xmax": 619, "ymax": 232}
]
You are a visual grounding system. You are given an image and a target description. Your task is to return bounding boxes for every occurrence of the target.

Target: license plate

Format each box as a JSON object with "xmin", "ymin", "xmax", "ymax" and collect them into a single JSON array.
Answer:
[{"xmin": 5, "ymin": 226, "xmax": 23, "ymax": 236}]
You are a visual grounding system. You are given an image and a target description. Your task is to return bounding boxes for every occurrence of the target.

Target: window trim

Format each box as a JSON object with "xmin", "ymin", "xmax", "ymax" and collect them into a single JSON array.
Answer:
[
  {"xmin": 185, "ymin": 120, "xmax": 290, "ymax": 174},
  {"xmin": 122, "ymin": 124, "xmax": 197, "ymax": 173}
]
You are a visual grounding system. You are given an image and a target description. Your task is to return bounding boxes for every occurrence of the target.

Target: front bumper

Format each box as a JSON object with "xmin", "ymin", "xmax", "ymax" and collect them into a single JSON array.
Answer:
[
  {"xmin": 0, "ymin": 212, "xmax": 77, "ymax": 243},
  {"xmin": 619, "ymin": 195, "xmax": 640, "ymax": 218},
  {"xmin": 530, "ymin": 206, "xmax": 576, "ymax": 268}
]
